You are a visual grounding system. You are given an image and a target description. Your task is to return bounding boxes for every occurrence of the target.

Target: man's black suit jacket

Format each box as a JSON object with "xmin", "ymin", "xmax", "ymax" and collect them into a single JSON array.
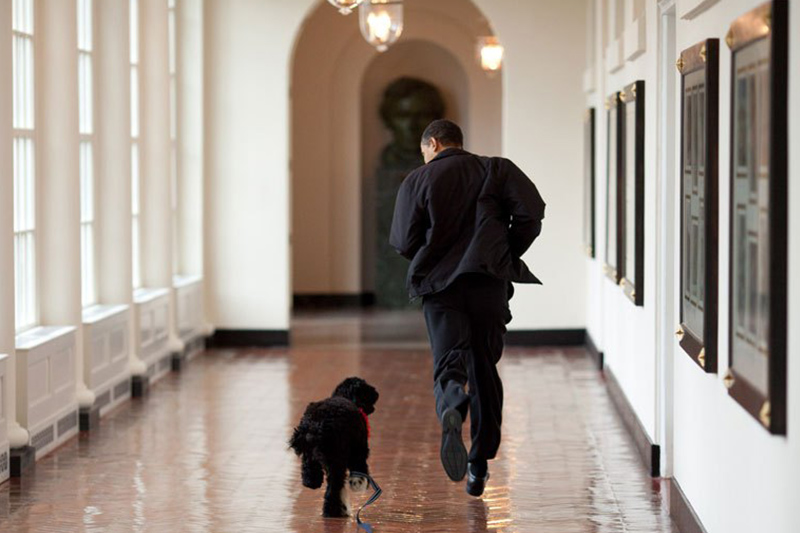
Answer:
[{"xmin": 390, "ymin": 148, "xmax": 546, "ymax": 299}]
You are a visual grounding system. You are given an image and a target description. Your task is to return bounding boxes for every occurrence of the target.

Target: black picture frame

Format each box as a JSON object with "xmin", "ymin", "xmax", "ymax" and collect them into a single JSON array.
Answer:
[
  {"xmin": 725, "ymin": 0, "xmax": 788, "ymax": 435},
  {"xmin": 604, "ymin": 93, "xmax": 623, "ymax": 283},
  {"xmin": 583, "ymin": 108, "xmax": 596, "ymax": 258},
  {"xmin": 677, "ymin": 39, "xmax": 720, "ymax": 373},
  {"xmin": 619, "ymin": 80, "xmax": 645, "ymax": 306}
]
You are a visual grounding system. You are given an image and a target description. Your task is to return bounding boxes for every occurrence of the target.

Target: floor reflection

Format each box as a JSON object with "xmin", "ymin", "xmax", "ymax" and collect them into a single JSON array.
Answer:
[{"xmin": 0, "ymin": 312, "xmax": 676, "ymax": 532}]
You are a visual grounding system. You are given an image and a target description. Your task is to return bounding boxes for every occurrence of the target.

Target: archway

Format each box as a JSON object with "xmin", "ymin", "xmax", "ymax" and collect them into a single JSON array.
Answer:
[
  {"xmin": 360, "ymin": 40, "xmax": 471, "ymax": 301},
  {"xmin": 290, "ymin": 0, "xmax": 502, "ymax": 307}
]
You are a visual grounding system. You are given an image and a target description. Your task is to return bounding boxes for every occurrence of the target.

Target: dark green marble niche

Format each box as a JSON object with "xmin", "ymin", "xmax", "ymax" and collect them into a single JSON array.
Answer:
[{"xmin": 374, "ymin": 77, "xmax": 445, "ymax": 308}]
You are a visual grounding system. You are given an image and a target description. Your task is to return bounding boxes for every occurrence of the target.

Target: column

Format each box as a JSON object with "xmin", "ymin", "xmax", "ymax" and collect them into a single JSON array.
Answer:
[
  {"xmin": 140, "ymin": 0, "xmax": 172, "ymax": 290},
  {"xmin": 0, "ymin": 0, "xmax": 29, "ymax": 450},
  {"xmin": 97, "ymin": 0, "xmax": 133, "ymax": 304},
  {"xmin": 96, "ymin": 0, "xmax": 145, "ymax": 375},
  {"xmin": 37, "ymin": 0, "xmax": 92, "ymax": 408},
  {"xmin": 140, "ymin": 0, "xmax": 182, "ymax": 354},
  {"xmin": 178, "ymin": 0, "xmax": 203, "ymax": 277}
]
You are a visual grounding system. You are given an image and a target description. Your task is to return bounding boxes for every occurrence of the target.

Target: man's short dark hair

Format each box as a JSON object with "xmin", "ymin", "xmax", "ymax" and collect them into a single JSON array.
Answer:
[{"xmin": 421, "ymin": 119, "xmax": 463, "ymax": 147}]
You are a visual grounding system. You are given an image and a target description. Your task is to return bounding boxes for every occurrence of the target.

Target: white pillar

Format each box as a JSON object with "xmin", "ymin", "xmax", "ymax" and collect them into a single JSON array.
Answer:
[
  {"xmin": 141, "ymin": 0, "xmax": 182, "ymax": 353},
  {"xmin": 178, "ymin": 0, "xmax": 211, "ymax": 338},
  {"xmin": 97, "ymin": 0, "xmax": 134, "ymax": 305},
  {"xmin": 178, "ymin": 0, "xmax": 204, "ymax": 277},
  {"xmin": 140, "ymin": 0, "xmax": 172, "ymax": 290},
  {"xmin": 37, "ymin": 0, "xmax": 92, "ymax": 407},
  {"xmin": 96, "ymin": 0, "xmax": 145, "ymax": 376},
  {"xmin": 0, "ymin": 0, "xmax": 29, "ymax": 449}
]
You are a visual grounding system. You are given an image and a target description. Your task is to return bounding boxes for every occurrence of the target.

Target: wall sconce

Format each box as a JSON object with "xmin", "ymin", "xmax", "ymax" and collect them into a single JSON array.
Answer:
[
  {"xmin": 360, "ymin": 0, "xmax": 404, "ymax": 52},
  {"xmin": 478, "ymin": 36, "xmax": 504, "ymax": 72},
  {"xmin": 327, "ymin": 0, "xmax": 363, "ymax": 15}
]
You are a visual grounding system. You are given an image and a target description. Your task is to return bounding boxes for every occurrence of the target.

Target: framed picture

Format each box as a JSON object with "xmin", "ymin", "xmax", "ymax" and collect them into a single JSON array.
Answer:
[
  {"xmin": 583, "ymin": 108, "xmax": 596, "ymax": 258},
  {"xmin": 604, "ymin": 93, "xmax": 622, "ymax": 283},
  {"xmin": 725, "ymin": 0, "xmax": 788, "ymax": 434},
  {"xmin": 619, "ymin": 80, "xmax": 644, "ymax": 306},
  {"xmin": 677, "ymin": 39, "xmax": 720, "ymax": 373}
]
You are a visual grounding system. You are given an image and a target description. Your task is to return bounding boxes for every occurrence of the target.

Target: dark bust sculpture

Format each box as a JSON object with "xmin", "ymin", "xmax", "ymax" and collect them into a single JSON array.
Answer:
[{"xmin": 375, "ymin": 77, "xmax": 445, "ymax": 308}]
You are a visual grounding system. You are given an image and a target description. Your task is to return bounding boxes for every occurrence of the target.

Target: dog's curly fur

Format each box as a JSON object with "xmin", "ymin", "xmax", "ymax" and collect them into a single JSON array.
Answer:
[{"xmin": 289, "ymin": 377, "xmax": 379, "ymax": 518}]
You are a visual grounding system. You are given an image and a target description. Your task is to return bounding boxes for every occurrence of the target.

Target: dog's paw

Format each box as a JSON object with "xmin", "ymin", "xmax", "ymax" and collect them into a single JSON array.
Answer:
[
  {"xmin": 322, "ymin": 507, "xmax": 349, "ymax": 518},
  {"xmin": 349, "ymin": 475, "xmax": 369, "ymax": 493},
  {"xmin": 323, "ymin": 501, "xmax": 349, "ymax": 518}
]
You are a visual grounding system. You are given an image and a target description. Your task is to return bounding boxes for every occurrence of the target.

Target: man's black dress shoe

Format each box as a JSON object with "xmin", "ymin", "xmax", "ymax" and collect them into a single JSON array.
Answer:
[
  {"xmin": 466, "ymin": 463, "xmax": 490, "ymax": 497},
  {"xmin": 440, "ymin": 408, "xmax": 468, "ymax": 481}
]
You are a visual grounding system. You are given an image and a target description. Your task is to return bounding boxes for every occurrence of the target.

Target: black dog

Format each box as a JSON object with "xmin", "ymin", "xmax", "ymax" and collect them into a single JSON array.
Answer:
[{"xmin": 289, "ymin": 377, "xmax": 379, "ymax": 517}]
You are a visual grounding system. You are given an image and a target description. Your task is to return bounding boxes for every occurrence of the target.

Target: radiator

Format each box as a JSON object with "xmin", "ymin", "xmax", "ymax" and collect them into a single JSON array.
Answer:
[
  {"xmin": 15, "ymin": 327, "xmax": 80, "ymax": 460},
  {"xmin": 82, "ymin": 304, "xmax": 131, "ymax": 415},
  {"xmin": 174, "ymin": 275, "xmax": 204, "ymax": 342},
  {"xmin": 134, "ymin": 288, "xmax": 171, "ymax": 383}
]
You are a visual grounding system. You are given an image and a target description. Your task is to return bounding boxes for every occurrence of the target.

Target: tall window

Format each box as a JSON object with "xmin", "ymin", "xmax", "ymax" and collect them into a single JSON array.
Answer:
[
  {"xmin": 169, "ymin": 0, "xmax": 179, "ymax": 274},
  {"xmin": 78, "ymin": 0, "xmax": 97, "ymax": 306},
  {"xmin": 12, "ymin": 0, "xmax": 37, "ymax": 332},
  {"xmin": 130, "ymin": 0, "xmax": 142, "ymax": 288}
]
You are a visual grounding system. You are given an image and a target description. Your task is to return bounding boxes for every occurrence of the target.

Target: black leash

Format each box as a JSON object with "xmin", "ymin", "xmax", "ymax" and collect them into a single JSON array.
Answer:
[{"xmin": 349, "ymin": 472, "xmax": 382, "ymax": 533}]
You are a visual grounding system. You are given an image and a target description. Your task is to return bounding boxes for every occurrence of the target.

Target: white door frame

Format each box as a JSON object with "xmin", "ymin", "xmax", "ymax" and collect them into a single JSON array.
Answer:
[{"xmin": 655, "ymin": 0, "xmax": 677, "ymax": 478}]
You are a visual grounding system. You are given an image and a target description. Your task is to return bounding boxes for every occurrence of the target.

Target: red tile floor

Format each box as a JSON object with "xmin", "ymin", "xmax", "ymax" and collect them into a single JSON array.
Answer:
[{"xmin": 0, "ymin": 312, "xmax": 678, "ymax": 532}]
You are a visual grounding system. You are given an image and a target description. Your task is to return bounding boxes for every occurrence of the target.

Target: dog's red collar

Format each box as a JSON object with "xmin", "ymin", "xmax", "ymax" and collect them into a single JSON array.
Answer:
[{"xmin": 359, "ymin": 408, "xmax": 371, "ymax": 440}]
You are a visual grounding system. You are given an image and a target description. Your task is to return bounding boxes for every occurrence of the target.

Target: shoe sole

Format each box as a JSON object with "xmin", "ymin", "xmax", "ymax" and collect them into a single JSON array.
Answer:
[{"xmin": 440, "ymin": 409, "xmax": 467, "ymax": 482}]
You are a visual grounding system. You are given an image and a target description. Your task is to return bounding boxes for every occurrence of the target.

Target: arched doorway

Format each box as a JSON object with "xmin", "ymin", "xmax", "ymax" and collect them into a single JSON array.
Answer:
[
  {"xmin": 290, "ymin": 0, "xmax": 502, "ymax": 311},
  {"xmin": 360, "ymin": 40, "xmax": 471, "ymax": 304}
]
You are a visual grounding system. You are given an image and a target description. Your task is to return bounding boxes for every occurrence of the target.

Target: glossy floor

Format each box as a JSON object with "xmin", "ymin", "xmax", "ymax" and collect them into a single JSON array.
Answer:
[{"xmin": 0, "ymin": 313, "xmax": 677, "ymax": 532}]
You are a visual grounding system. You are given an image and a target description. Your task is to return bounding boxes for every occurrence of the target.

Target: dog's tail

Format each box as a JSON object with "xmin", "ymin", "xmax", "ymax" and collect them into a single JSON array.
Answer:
[
  {"xmin": 288, "ymin": 423, "xmax": 319, "ymax": 456},
  {"xmin": 289, "ymin": 423, "xmax": 325, "ymax": 490}
]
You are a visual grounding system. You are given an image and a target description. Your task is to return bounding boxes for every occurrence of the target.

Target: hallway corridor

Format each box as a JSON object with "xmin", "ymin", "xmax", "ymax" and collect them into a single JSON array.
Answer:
[{"xmin": 0, "ymin": 314, "xmax": 677, "ymax": 532}]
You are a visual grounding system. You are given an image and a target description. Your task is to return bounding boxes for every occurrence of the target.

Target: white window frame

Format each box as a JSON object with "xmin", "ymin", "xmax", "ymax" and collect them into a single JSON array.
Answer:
[
  {"xmin": 130, "ymin": 0, "xmax": 142, "ymax": 289},
  {"xmin": 12, "ymin": 0, "xmax": 38, "ymax": 333},
  {"xmin": 78, "ymin": 0, "xmax": 98, "ymax": 307},
  {"xmin": 169, "ymin": 0, "xmax": 179, "ymax": 275}
]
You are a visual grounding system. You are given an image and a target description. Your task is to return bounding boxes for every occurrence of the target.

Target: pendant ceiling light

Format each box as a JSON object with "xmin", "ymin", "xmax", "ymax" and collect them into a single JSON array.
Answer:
[
  {"xmin": 478, "ymin": 36, "xmax": 504, "ymax": 72},
  {"xmin": 327, "ymin": 0, "xmax": 363, "ymax": 16},
  {"xmin": 360, "ymin": 0, "xmax": 404, "ymax": 52}
]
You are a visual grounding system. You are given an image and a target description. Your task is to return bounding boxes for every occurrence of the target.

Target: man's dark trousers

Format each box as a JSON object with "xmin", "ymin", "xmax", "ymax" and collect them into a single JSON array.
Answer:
[{"xmin": 422, "ymin": 273, "xmax": 510, "ymax": 466}]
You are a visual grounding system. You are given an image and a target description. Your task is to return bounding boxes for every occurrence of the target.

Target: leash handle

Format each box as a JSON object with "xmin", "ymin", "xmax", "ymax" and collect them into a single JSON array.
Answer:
[{"xmin": 349, "ymin": 472, "xmax": 382, "ymax": 533}]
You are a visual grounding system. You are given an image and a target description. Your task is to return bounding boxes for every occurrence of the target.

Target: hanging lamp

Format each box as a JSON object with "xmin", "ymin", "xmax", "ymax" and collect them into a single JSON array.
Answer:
[
  {"xmin": 360, "ymin": 0, "xmax": 404, "ymax": 52},
  {"xmin": 478, "ymin": 36, "xmax": 504, "ymax": 72},
  {"xmin": 327, "ymin": 0, "xmax": 363, "ymax": 16}
]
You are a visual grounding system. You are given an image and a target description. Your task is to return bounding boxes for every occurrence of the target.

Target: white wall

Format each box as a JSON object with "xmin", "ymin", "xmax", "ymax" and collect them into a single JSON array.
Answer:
[
  {"xmin": 290, "ymin": 1, "xmax": 361, "ymax": 295},
  {"xmin": 583, "ymin": 0, "xmax": 800, "ymax": 531},
  {"xmin": 668, "ymin": 1, "xmax": 799, "ymax": 532},
  {"xmin": 602, "ymin": 0, "xmax": 661, "ymax": 441},
  {"xmin": 474, "ymin": 0, "xmax": 588, "ymax": 330},
  {"xmin": 204, "ymin": 0, "xmax": 312, "ymax": 329}
]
